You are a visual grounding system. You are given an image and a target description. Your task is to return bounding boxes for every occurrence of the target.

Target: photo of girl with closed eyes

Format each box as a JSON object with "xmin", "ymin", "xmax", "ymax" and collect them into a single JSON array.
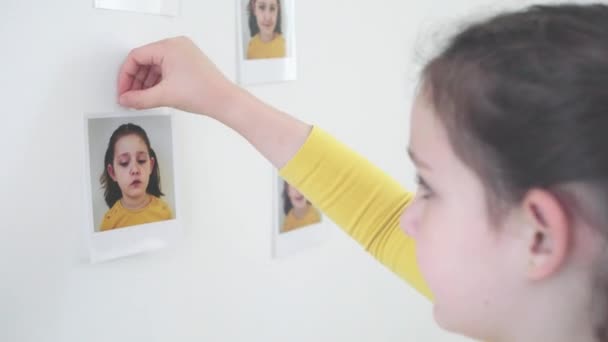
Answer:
[
  {"xmin": 85, "ymin": 114, "xmax": 177, "ymax": 235},
  {"xmin": 98, "ymin": 123, "xmax": 173, "ymax": 231}
]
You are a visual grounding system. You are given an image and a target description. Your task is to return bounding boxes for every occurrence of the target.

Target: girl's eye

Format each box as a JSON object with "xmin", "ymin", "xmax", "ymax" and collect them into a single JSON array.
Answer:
[
  {"xmin": 119, "ymin": 162, "xmax": 128, "ymax": 167},
  {"xmin": 137, "ymin": 159, "xmax": 147, "ymax": 164},
  {"xmin": 415, "ymin": 175, "xmax": 434, "ymax": 200}
]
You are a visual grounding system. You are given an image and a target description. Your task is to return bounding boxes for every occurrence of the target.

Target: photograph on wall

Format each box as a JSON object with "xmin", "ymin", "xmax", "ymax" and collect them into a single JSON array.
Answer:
[
  {"xmin": 272, "ymin": 173, "xmax": 327, "ymax": 258},
  {"xmin": 279, "ymin": 179, "xmax": 322, "ymax": 233},
  {"xmin": 83, "ymin": 111, "xmax": 182, "ymax": 263},
  {"xmin": 94, "ymin": 0, "xmax": 180, "ymax": 16},
  {"xmin": 236, "ymin": 0, "xmax": 297, "ymax": 85}
]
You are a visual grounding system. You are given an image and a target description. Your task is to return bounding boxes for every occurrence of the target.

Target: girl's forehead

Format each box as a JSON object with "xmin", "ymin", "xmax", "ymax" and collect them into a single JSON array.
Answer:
[
  {"xmin": 410, "ymin": 95, "xmax": 445, "ymax": 147},
  {"xmin": 117, "ymin": 133, "xmax": 144, "ymax": 143},
  {"xmin": 114, "ymin": 134, "xmax": 148, "ymax": 150},
  {"xmin": 409, "ymin": 95, "xmax": 463, "ymax": 172}
]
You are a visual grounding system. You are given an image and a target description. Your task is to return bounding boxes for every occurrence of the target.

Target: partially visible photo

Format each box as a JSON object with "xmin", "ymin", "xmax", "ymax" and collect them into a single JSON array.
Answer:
[
  {"xmin": 94, "ymin": 0, "xmax": 180, "ymax": 16},
  {"xmin": 272, "ymin": 174, "xmax": 325, "ymax": 258},
  {"xmin": 280, "ymin": 180, "xmax": 321, "ymax": 233}
]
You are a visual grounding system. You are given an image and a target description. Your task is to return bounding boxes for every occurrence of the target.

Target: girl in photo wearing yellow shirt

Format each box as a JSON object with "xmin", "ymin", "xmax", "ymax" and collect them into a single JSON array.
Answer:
[
  {"xmin": 281, "ymin": 181, "xmax": 321, "ymax": 233},
  {"xmin": 99, "ymin": 123, "xmax": 173, "ymax": 231},
  {"xmin": 246, "ymin": 0, "xmax": 286, "ymax": 59}
]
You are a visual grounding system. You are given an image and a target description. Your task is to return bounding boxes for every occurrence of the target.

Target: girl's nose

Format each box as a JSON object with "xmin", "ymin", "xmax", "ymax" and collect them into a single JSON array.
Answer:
[
  {"xmin": 400, "ymin": 199, "xmax": 421, "ymax": 238},
  {"xmin": 130, "ymin": 165, "xmax": 141, "ymax": 175}
]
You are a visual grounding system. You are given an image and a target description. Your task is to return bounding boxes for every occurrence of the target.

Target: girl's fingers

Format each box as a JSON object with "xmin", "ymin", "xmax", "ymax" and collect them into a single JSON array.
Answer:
[
  {"xmin": 131, "ymin": 65, "xmax": 151, "ymax": 91},
  {"xmin": 117, "ymin": 40, "xmax": 166, "ymax": 96},
  {"xmin": 143, "ymin": 65, "xmax": 162, "ymax": 89}
]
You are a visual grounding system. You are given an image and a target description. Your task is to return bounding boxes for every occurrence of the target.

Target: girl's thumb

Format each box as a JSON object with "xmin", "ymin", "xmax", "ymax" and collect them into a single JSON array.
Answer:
[{"xmin": 119, "ymin": 86, "xmax": 165, "ymax": 110}]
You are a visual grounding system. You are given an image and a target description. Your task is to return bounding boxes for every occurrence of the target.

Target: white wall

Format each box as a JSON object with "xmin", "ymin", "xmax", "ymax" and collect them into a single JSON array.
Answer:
[{"xmin": 1, "ymin": 0, "xmax": 577, "ymax": 341}]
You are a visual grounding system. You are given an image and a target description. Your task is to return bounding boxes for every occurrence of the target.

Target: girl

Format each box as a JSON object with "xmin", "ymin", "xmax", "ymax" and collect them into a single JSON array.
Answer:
[
  {"xmin": 281, "ymin": 181, "xmax": 321, "ymax": 232},
  {"xmin": 99, "ymin": 123, "xmax": 173, "ymax": 231},
  {"xmin": 117, "ymin": 4, "xmax": 608, "ymax": 341},
  {"xmin": 246, "ymin": 0, "xmax": 285, "ymax": 59}
]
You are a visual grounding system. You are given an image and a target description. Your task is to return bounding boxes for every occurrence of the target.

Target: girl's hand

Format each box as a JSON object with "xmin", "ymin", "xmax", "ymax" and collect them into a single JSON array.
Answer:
[
  {"xmin": 117, "ymin": 36, "xmax": 237, "ymax": 118},
  {"xmin": 119, "ymin": 35, "xmax": 311, "ymax": 169}
]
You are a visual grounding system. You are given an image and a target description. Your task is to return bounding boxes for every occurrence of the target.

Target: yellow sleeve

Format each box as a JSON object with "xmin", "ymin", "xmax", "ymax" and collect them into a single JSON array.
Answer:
[{"xmin": 279, "ymin": 127, "xmax": 432, "ymax": 300}]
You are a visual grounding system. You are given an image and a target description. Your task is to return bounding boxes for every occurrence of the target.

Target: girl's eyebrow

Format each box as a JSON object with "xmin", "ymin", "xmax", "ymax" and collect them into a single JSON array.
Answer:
[
  {"xmin": 117, "ymin": 151, "xmax": 148, "ymax": 156},
  {"xmin": 407, "ymin": 148, "xmax": 432, "ymax": 170}
]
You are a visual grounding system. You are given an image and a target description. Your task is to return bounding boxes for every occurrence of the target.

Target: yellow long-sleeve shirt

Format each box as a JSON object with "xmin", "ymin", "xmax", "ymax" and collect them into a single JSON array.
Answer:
[
  {"xmin": 100, "ymin": 195, "xmax": 173, "ymax": 231},
  {"xmin": 282, "ymin": 205, "xmax": 322, "ymax": 233},
  {"xmin": 246, "ymin": 33, "xmax": 286, "ymax": 60},
  {"xmin": 279, "ymin": 126, "xmax": 432, "ymax": 300}
]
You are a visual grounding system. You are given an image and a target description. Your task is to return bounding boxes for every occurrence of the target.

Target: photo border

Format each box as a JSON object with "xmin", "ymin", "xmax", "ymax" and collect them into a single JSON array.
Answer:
[{"xmin": 94, "ymin": 0, "xmax": 180, "ymax": 17}]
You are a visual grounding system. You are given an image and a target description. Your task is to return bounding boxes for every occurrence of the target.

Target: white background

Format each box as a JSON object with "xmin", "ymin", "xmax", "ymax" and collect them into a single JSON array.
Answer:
[{"xmin": 1, "ymin": 0, "xmax": 581, "ymax": 341}]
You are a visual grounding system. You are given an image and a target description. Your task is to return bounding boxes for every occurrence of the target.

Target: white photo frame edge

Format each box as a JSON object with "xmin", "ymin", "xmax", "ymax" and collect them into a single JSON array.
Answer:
[{"xmin": 93, "ymin": 0, "xmax": 180, "ymax": 17}]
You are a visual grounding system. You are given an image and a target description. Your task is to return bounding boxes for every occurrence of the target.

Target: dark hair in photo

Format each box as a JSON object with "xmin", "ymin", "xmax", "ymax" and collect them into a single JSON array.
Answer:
[
  {"xmin": 100, "ymin": 123, "xmax": 164, "ymax": 208},
  {"xmin": 248, "ymin": 0, "xmax": 282, "ymax": 37},
  {"xmin": 282, "ymin": 180, "xmax": 292, "ymax": 215},
  {"xmin": 282, "ymin": 181, "xmax": 311, "ymax": 215},
  {"xmin": 421, "ymin": 4, "xmax": 608, "ymax": 340}
]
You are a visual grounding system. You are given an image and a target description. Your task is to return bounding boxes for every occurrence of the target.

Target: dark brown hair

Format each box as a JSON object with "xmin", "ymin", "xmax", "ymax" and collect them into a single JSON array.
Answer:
[
  {"xmin": 282, "ymin": 181, "xmax": 311, "ymax": 215},
  {"xmin": 100, "ymin": 123, "xmax": 164, "ymax": 208},
  {"xmin": 248, "ymin": 0, "xmax": 282, "ymax": 37},
  {"xmin": 422, "ymin": 4, "xmax": 608, "ymax": 340}
]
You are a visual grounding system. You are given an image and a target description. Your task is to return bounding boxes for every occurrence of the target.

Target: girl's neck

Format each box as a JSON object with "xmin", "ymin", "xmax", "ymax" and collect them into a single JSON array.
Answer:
[
  {"xmin": 292, "ymin": 205, "xmax": 308, "ymax": 219},
  {"xmin": 505, "ymin": 325, "xmax": 596, "ymax": 342},
  {"xmin": 121, "ymin": 194, "xmax": 151, "ymax": 210},
  {"xmin": 260, "ymin": 31, "xmax": 276, "ymax": 43},
  {"xmin": 502, "ymin": 279, "xmax": 597, "ymax": 342}
]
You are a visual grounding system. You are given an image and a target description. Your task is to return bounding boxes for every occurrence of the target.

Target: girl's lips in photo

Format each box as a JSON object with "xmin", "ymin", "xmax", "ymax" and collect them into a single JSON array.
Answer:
[{"xmin": 131, "ymin": 180, "xmax": 142, "ymax": 187}]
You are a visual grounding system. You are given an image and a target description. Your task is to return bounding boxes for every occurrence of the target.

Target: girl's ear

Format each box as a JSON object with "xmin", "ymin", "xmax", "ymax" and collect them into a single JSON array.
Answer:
[
  {"xmin": 149, "ymin": 156, "xmax": 155, "ymax": 171},
  {"xmin": 521, "ymin": 189, "xmax": 571, "ymax": 281},
  {"xmin": 107, "ymin": 164, "xmax": 116, "ymax": 181}
]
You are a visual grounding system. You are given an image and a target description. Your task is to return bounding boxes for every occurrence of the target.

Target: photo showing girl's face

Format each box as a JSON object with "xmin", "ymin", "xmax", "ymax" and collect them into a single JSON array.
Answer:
[
  {"xmin": 287, "ymin": 184, "xmax": 308, "ymax": 209},
  {"xmin": 254, "ymin": 0, "xmax": 279, "ymax": 38},
  {"xmin": 108, "ymin": 134, "xmax": 154, "ymax": 201}
]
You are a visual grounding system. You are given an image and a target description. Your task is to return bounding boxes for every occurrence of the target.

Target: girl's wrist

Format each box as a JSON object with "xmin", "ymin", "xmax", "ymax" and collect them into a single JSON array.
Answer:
[{"xmin": 208, "ymin": 85, "xmax": 253, "ymax": 125}]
